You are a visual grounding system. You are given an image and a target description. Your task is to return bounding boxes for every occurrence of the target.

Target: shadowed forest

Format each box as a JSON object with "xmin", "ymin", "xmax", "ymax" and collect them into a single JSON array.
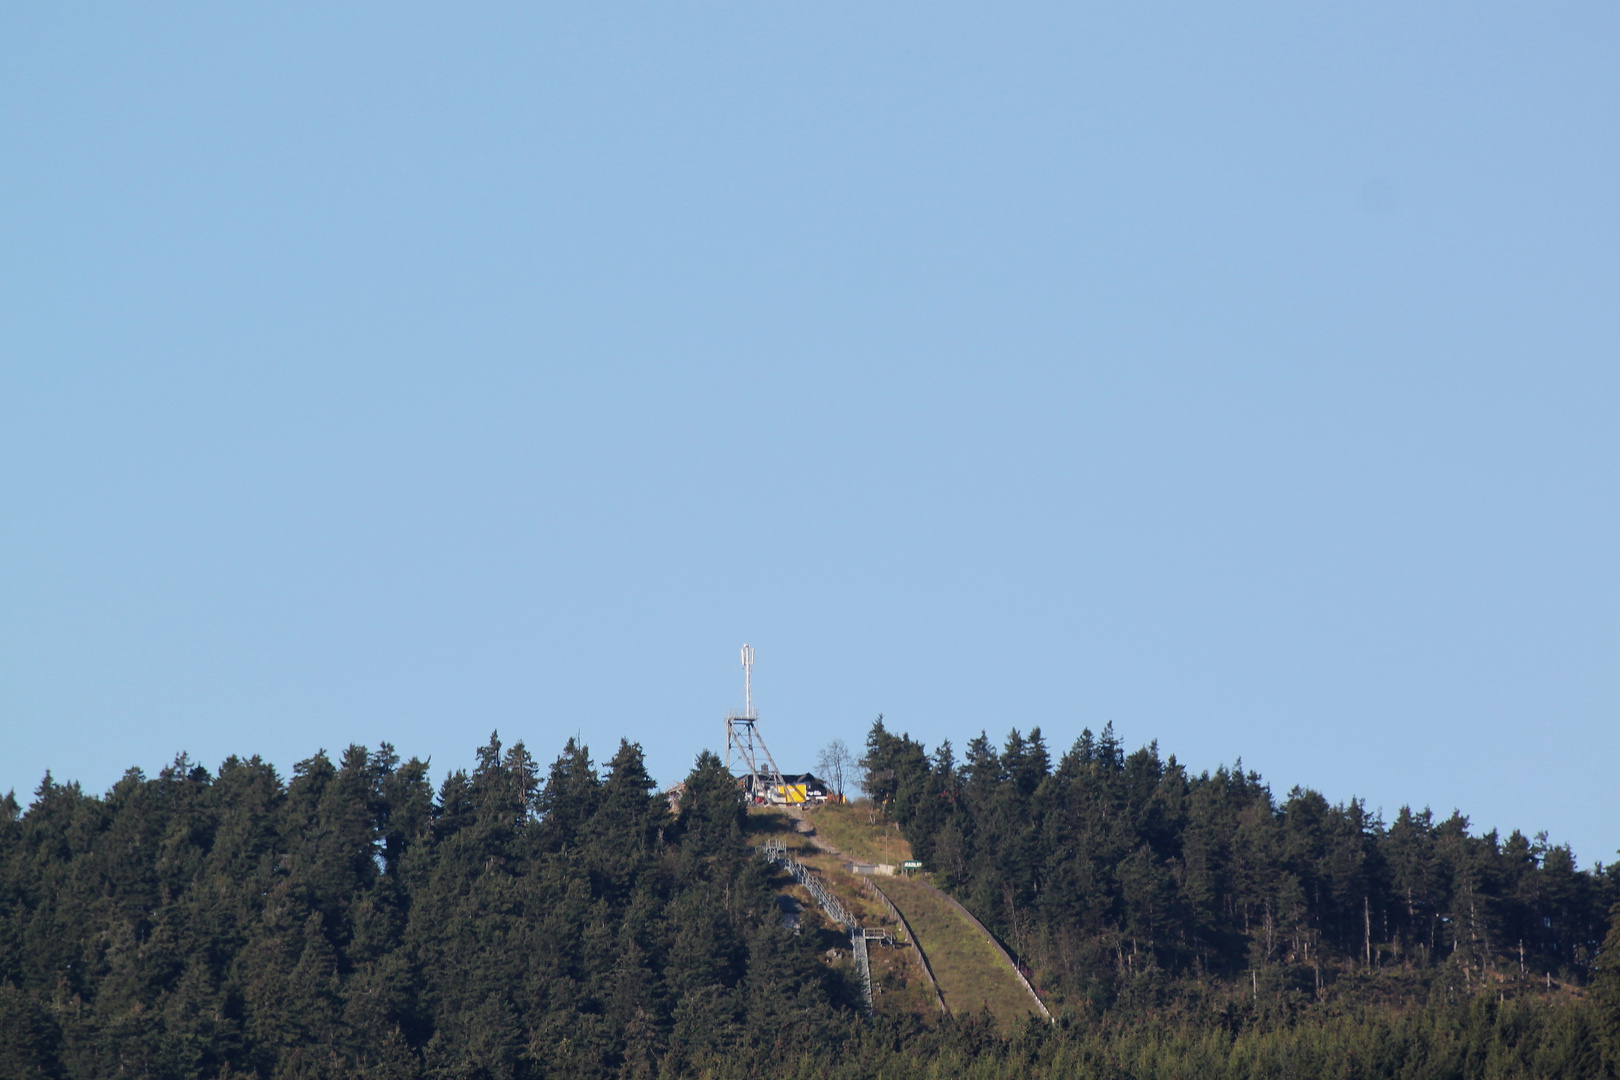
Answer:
[{"xmin": 2, "ymin": 728, "xmax": 1617, "ymax": 1079}]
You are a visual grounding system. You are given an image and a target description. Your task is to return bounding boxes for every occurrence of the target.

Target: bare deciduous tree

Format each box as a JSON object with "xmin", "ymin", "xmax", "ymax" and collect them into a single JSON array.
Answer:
[{"xmin": 816, "ymin": 739, "xmax": 854, "ymax": 801}]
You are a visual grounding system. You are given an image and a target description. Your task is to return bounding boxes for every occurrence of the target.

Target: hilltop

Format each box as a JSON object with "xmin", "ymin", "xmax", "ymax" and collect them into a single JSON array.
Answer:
[{"xmin": 0, "ymin": 728, "xmax": 1615, "ymax": 1079}]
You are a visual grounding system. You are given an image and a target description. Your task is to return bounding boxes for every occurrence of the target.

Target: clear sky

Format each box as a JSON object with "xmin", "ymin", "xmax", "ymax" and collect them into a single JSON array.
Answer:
[{"xmin": 2, "ymin": 6, "xmax": 1615, "ymax": 866}]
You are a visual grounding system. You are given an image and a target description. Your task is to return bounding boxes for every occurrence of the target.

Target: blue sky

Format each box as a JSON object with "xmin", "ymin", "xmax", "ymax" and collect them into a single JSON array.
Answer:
[{"xmin": 2, "ymin": 6, "xmax": 1616, "ymax": 865}]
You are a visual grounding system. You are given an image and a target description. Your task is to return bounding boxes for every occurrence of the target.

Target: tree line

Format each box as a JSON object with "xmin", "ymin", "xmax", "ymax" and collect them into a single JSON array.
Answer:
[
  {"xmin": 0, "ymin": 736, "xmax": 854, "ymax": 1079},
  {"xmin": 1, "ymin": 727, "xmax": 1617, "ymax": 1079},
  {"xmin": 859, "ymin": 718, "xmax": 1618, "ymax": 1015}
]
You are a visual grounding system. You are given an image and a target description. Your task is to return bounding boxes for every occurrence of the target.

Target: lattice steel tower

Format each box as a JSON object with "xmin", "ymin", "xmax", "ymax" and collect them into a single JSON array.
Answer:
[{"xmin": 725, "ymin": 644, "xmax": 787, "ymax": 803}]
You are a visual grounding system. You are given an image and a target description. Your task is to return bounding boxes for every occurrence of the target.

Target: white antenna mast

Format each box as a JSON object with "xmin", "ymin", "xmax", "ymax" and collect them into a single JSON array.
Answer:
[
  {"xmin": 742, "ymin": 643, "xmax": 755, "ymax": 718},
  {"xmin": 724, "ymin": 643, "xmax": 785, "ymax": 803}
]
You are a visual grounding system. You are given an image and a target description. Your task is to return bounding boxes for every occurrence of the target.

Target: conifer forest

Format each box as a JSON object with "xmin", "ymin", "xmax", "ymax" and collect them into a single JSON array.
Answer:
[{"xmin": 2, "ymin": 724, "xmax": 1617, "ymax": 1079}]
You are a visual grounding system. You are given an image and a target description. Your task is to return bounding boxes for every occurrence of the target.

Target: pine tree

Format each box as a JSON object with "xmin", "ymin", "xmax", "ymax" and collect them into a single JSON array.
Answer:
[
  {"xmin": 0, "ymin": 982, "xmax": 62, "ymax": 1080},
  {"xmin": 1595, "ymin": 903, "xmax": 1620, "ymax": 1072}
]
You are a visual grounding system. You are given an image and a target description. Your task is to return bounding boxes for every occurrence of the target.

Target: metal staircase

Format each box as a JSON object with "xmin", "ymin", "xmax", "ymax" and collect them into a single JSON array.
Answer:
[{"xmin": 758, "ymin": 838, "xmax": 887, "ymax": 1014}]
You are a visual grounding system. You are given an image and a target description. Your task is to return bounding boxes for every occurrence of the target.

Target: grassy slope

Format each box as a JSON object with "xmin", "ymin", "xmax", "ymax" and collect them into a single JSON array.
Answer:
[
  {"xmin": 746, "ymin": 807, "xmax": 937, "ymax": 1022},
  {"xmin": 803, "ymin": 801, "xmax": 1041, "ymax": 1031},
  {"xmin": 878, "ymin": 875, "xmax": 1040, "ymax": 1030},
  {"xmin": 806, "ymin": 801, "xmax": 912, "ymax": 867}
]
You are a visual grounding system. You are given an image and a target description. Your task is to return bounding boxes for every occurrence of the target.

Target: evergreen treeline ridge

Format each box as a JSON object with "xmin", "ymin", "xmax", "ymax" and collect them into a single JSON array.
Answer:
[
  {"xmin": 0, "ymin": 736, "xmax": 854, "ymax": 1078},
  {"xmin": 860, "ymin": 719, "xmax": 1617, "ymax": 1012},
  {"xmin": 1, "ymin": 728, "xmax": 1617, "ymax": 1079}
]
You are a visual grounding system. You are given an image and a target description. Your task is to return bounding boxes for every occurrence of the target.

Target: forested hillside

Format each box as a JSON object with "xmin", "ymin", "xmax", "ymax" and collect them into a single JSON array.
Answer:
[
  {"xmin": 1, "ymin": 728, "xmax": 1617, "ymax": 1080},
  {"xmin": 0, "ymin": 737, "xmax": 852, "ymax": 1079},
  {"xmin": 861, "ymin": 719, "xmax": 1618, "ymax": 1013}
]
